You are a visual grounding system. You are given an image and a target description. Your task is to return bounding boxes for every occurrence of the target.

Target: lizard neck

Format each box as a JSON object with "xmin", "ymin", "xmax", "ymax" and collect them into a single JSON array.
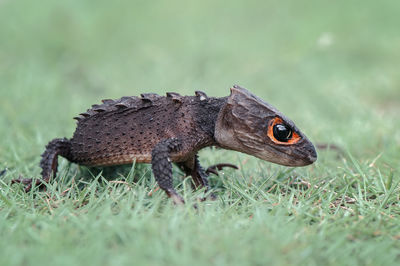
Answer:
[{"xmin": 192, "ymin": 96, "xmax": 227, "ymax": 146}]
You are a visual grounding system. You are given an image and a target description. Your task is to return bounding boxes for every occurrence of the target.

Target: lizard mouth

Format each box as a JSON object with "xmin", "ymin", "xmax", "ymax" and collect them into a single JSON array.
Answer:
[
  {"xmin": 304, "ymin": 143, "xmax": 318, "ymax": 164},
  {"xmin": 262, "ymin": 135, "xmax": 318, "ymax": 167},
  {"xmin": 286, "ymin": 141, "xmax": 317, "ymax": 166}
]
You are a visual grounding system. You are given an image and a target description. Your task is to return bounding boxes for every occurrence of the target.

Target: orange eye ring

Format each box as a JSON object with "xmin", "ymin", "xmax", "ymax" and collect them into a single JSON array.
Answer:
[{"xmin": 267, "ymin": 117, "xmax": 301, "ymax": 145}]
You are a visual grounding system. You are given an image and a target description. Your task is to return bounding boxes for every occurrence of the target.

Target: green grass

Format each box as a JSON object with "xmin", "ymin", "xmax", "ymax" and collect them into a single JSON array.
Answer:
[{"xmin": 1, "ymin": 0, "xmax": 400, "ymax": 265}]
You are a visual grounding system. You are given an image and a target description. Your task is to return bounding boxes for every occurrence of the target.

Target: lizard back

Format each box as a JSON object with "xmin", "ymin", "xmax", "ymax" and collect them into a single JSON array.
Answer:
[{"xmin": 69, "ymin": 92, "xmax": 225, "ymax": 166}]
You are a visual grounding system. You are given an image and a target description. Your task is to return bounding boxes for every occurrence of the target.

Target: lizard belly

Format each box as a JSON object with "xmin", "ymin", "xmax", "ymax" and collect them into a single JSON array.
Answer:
[
  {"xmin": 75, "ymin": 151, "xmax": 191, "ymax": 167},
  {"xmin": 78, "ymin": 153, "xmax": 152, "ymax": 166}
]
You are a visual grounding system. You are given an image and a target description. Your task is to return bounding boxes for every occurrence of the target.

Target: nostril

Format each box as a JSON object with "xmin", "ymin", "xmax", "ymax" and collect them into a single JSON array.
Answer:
[
  {"xmin": 307, "ymin": 145, "xmax": 318, "ymax": 162},
  {"xmin": 308, "ymin": 154, "xmax": 317, "ymax": 162}
]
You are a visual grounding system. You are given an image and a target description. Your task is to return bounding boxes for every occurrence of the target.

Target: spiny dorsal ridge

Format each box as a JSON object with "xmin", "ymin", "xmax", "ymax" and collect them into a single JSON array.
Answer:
[
  {"xmin": 121, "ymin": 96, "xmax": 133, "ymax": 102},
  {"xmin": 140, "ymin": 93, "xmax": 160, "ymax": 103},
  {"xmin": 79, "ymin": 112, "xmax": 91, "ymax": 117},
  {"xmin": 115, "ymin": 96, "xmax": 135, "ymax": 108},
  {"xmin": 101, "ymin": 99, "xmax": 114, "ymax": 104},
  {"xmin": 115, "ymin": 103, "xmax": 129, "ymax": 109},
  {"xmin": 166, "ymin": 92, "xmax": 183, "ymax": 103},
  {"xmin": 91, "ymin": 104, "xmax": 106, "ymax": 112},
  {"xmin": 195, "ymin": 91, "xmax": 208, "ymax": 101}
]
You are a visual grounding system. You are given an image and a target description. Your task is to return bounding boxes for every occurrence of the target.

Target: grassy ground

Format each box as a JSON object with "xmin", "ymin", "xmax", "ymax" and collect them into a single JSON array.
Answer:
[{"xmin": 1, "ymin": 0, "xmax": 400, "ymax": 265}]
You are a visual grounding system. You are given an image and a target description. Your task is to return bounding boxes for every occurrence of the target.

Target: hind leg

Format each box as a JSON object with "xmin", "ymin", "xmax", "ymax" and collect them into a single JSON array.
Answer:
[
  {"xmin": 151, "ymin": 138, "xmax": 185, "ymax": 205},
  {"xmin": 12, "ymin": 138, "xmax": 71, "ymax": 192}
]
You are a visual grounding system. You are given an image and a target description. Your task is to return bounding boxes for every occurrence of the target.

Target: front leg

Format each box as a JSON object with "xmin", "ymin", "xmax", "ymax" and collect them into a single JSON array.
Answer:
[{"xmin": 151, "ymin": 138, "xmax": 185, "ymax": 205}]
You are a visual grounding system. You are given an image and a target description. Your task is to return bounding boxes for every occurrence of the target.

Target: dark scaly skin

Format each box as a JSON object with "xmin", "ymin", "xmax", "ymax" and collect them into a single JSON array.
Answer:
[
  {"xmin": 12, "ymin": 138, "xmax": 71, "ymax": 192},
  {"xmin": 178, "ymin": 155, "xmax": 209, "ymax": 189},
  {"xmin": 12, "ymin": 85, "xmax": 317, "ymax": 203},
  {"xmin": 151, "ymin": 138, "xmax": 184, "ymax": 204},
  {"xmin": 69, "ymin": 92, "xmax": 224, "ymax": 166},
  {"xmin": 13, "ymin": 91, "xmax": 230, "ymax": 198}
]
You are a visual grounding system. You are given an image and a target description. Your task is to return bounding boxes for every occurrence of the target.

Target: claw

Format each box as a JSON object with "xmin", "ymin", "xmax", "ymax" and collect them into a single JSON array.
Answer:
[
  {"xmin": 205, "ymin": 168, "xmax": 219, "ymax": 176},
  {"xmin": 206, "ymin": 163, "xmax": 239, "ymax": 176},
  {"xmin": 198, "ymin": 192, "xmax": 217, "ymax": 202},
  {"xmin": 209, "ymin": 192, "xmax": 217, "ymax": 201},
  {"xmin": 11, "ymin": 176, "xmax": 48, "ymax": 192},
  {"xmin": 166, "ymin": 189, "xmax": 185, "ymax": 205}
]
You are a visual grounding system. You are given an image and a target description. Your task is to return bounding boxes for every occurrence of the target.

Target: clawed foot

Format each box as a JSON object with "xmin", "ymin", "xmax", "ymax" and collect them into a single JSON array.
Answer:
[
  {"xmin": 166, "ymin": 189, "xmax": 185, "ymax": 205},
  {"xmin": 206, "ymin": 163, "xmax": 239, "ymax": 176},
  {"xmin": 198, "ymin": 192, "xmax": 218, "ymax": 202},
  {"xmin": 11, "ymin": 177, "xmax": 48, "ymax": 192},
  {"xmin": 194, "ymin": 194, "xmax": 217, "ymax": 209},
  {"xmin": 166, "ymin": 189, "xmax": 217, "ymax": 206}
]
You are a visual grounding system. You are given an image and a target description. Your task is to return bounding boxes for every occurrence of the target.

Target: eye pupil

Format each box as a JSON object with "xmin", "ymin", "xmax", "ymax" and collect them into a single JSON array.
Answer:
[{"xmin": 273, "ymin": 124, "xmax": 292, "ymax": 142}]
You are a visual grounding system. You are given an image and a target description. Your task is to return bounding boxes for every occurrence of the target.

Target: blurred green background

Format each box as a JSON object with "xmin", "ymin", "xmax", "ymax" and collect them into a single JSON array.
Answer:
[
  {"xmin": 1, "ymin": 0, "xmax": 400, "ymax": 265},
  {"xmin": 1, "ymin": 0, "xmax": 399, "ymax": 164}
]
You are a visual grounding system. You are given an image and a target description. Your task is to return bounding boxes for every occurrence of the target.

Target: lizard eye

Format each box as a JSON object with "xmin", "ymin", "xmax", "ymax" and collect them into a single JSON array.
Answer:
[
  {"xmin": 267, "ymin": 117, "xmax": 301, "ymax": 145},
  {"xmin": 273, "ymin": 124, "xmax": 292, "ymax": 142}
]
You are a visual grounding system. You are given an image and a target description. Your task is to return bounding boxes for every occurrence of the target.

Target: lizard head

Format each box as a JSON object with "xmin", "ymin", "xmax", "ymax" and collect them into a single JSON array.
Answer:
[{"xmin": 215, "ymin": 85, "xmax": 317, "ymax": 167}]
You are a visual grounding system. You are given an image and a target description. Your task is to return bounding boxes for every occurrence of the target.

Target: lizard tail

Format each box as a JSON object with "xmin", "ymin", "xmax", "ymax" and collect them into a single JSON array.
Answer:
[{"xmin": 39, "ymin": 138, "xmax": 72, "ymax": 181}]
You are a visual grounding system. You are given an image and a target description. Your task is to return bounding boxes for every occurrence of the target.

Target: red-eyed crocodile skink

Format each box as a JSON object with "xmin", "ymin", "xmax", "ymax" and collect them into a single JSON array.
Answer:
[{"xmin": 12, "ymin": 85, "xmax": 317, "ymax": 204}]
